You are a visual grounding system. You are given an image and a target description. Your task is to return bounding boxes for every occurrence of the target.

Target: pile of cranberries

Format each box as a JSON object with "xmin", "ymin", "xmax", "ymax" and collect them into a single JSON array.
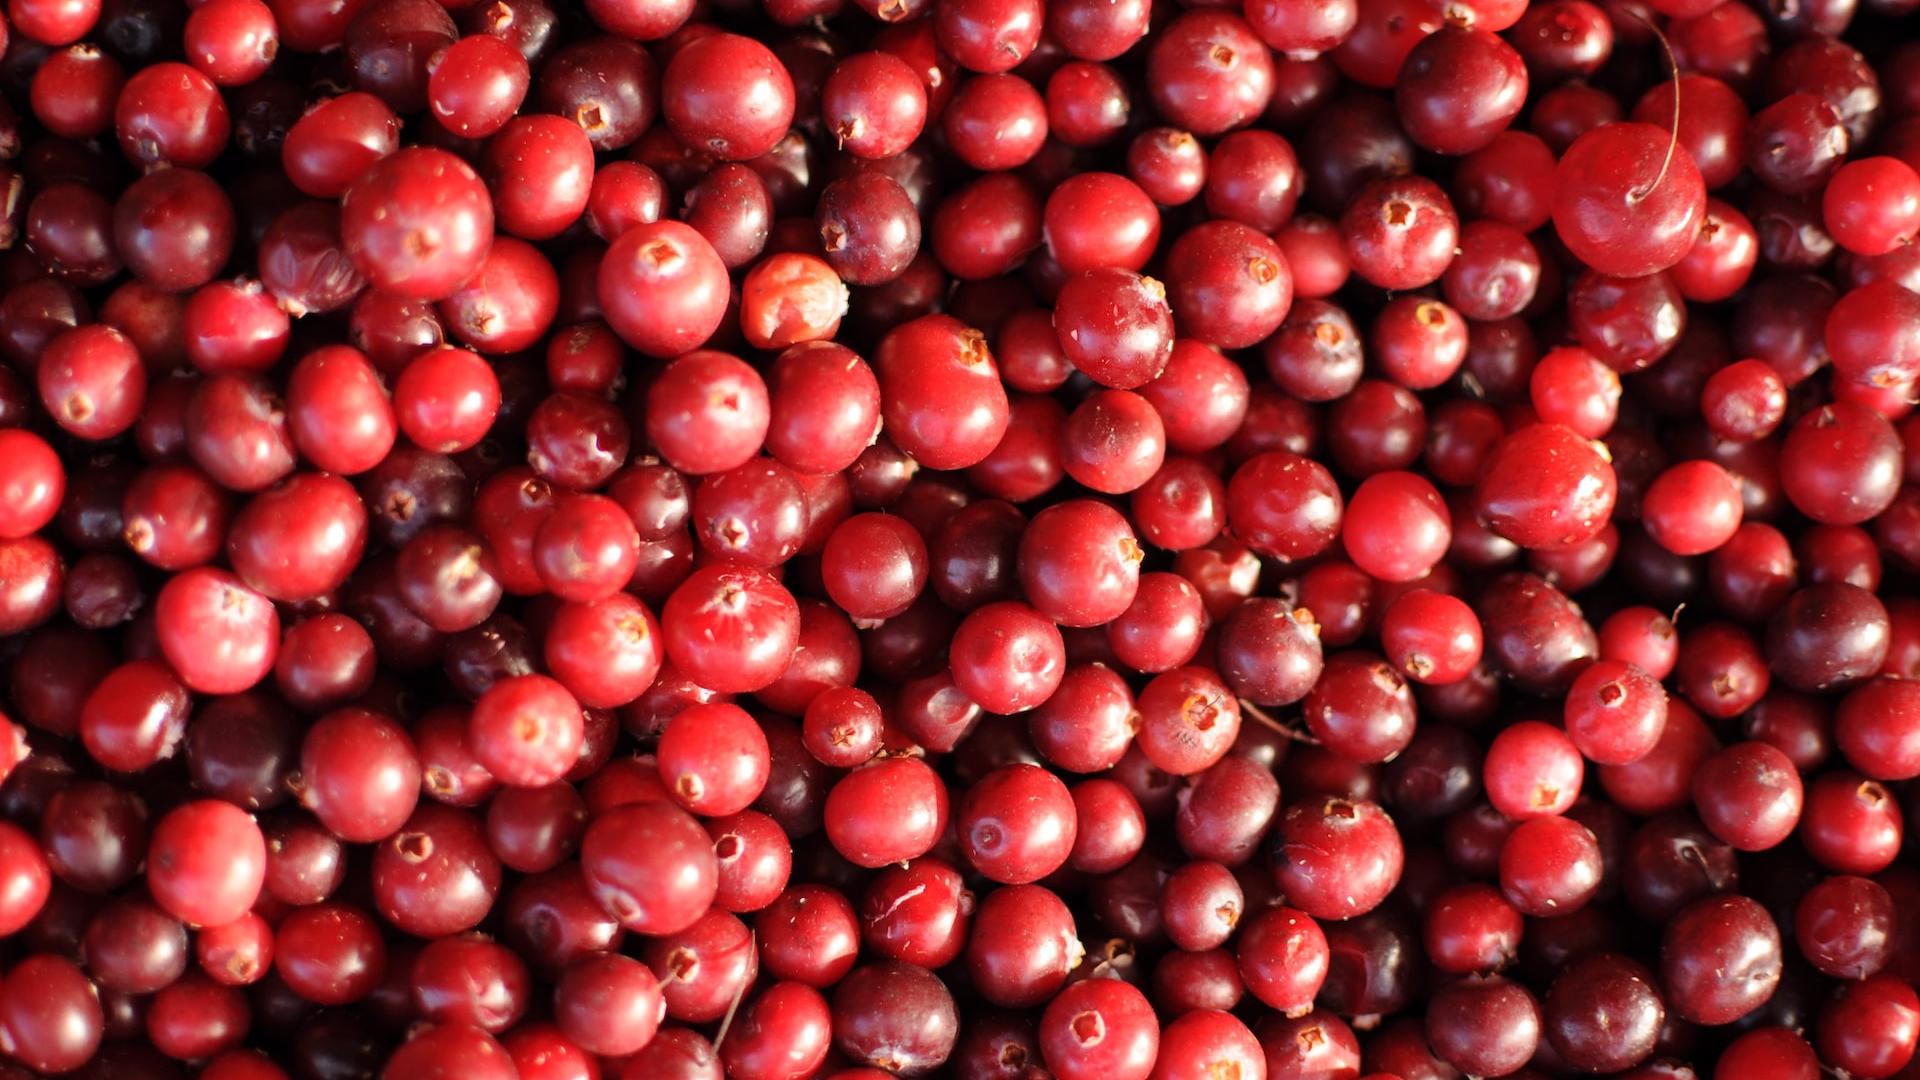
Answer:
[{"xmin": 3, "ymin": 0, "xmax": 1920, "ymax": 1074}]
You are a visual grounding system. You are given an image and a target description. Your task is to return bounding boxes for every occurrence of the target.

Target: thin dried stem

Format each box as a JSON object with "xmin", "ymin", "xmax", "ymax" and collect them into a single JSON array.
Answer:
[
  {"xmin": 1628, "ymin": 10, "xmax": 1681, "ymax": 204},
  {"xmin": 1239, "ymin": 699, "xmax": 1321, "ymax": 745}
]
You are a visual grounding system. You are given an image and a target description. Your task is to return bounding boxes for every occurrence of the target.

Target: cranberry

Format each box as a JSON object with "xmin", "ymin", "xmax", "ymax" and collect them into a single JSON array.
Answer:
[
  {"xmin": 662, "ymin": 32, "xmax": 794, "ymax": 161},
  {"xmin": 1038, "ymin": 976, "xmax": 1158, "ymax": 1080},
  {"xmin": 340, "ymin": 147, "xmax": 494, "ymax": 302},
  {"xmin": 1661, "ymin": 894, "xmax": 1783, "ymax": 1025},
  {"xmin": 0, "ymin": 954, "xmax": 103, "ymax": 1073}
]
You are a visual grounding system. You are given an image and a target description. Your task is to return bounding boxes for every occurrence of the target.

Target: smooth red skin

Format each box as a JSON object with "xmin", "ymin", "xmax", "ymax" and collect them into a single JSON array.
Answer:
[
  {"xmin": 1454, "ymin": 130, "xmax": 1558, "ymax": 232},
  {"xmin": 0, "ymin": 954, "xmax": 103, "ymax": 1073},
  {"xmin": 1162, "ymin": 222, "xmax": 1292, "ymax": 352},
  {"xmin": 184, "ymin": 279, "xmax": 292, "ymax": 375},
  {"xmin": 282, "ymin": 92, "xmax": 403, "ymax": 199},
  {"xmin": 949, "ymin": 600, "xmax": 1066, "ymax": 715},
  {"xmin": 1670, "ymin": 198, "xmax": 1759, "ymax": 304},
  {"xmin": 1341, "ymin": 175, "xmax": 1459, "ymax": 291},
  {"xmin": 1837, "ymin": 677, "xmax": 1920, "ymax": 780},
  {"xmin": 340, "ymin": 147, "xmax": 495, "ymax": 302},
  {"xmin": 1640, "ymin": 460, "xmax": 1744, "ymax": 557},
  {"xmin": 1817, "ymin": 975, "xmax": 1920, "ymax": 1079},
  {"xmin": 1699, "ymin": 355, "xmax": 1786, "ymax": 442},
  {"xmin": 660, "ymin": 564, "xmax": 800, "ymax": 694},
  {"xmin": 1715, "ymin": 1027, "xmax": 1820, "ymax": 1080},
  {"xmin": 9, "ymin": 0, "xmax": 97, "ymax": 46},
  {"xmin": 1226, "ymin": 450, "xmax": 1343, "ymax": 561},
  {"xmin": 581, "ymin": 800, "xmax": 717, "ymax": 935},
  {"xmin": 657, "ymin": 702, "xmax": 770, "ymax": 817},
  {"xmin": 1271, "ymin": 798, "xmax": 1403, "ymax": 920},
  {"xmin": 112, "ymin": 167, "xmax": 237, "ymax": 293},
  {"xmin": 1484, "ymin": 720, "xmax": 1584, "ymax": 819},
  {"xmin": 146, "ymin": 971, "xmax": 250, "ymax": 1060},
  {"xmin": 581, "ymin": 0, "xmax": 689, "ymax": 38},
  {"xmin": 378, "ymin": 1025, "xmax": 516, "ymax": 1080},
  {"xmin": 37, "ymin": 324, "xmax": 146, "ymax": 441},
  {"xmin": 820, "ymin": 511, "xmax": 927, "ymax": 620},
  {"xmin": 825, "ymin": 757, "xmax": 949, "ymax": 869},
  {"xmin": 1113, "ymin": 576, "xmax": 1211, "ymax": 679},
  {"xmin": 1053, "ymin": 267, "xmax": 1175, "ymax": 390},
  {"xmin": 370, "ymin": 799, "xmax": 499, "ymax": 933},
  {"xmin": 1691, "ymin": 741, "xmax": 1804, "ymax": 851},
  {"xmin": 966, "ymin": 392, "xmax": 1065, "ymax": 503},
  {"xmin": 585, "ymin": 161, "xmax": 668, "ymax": 242},
  {"xmin": 534, "ymin": 493, "xmax": 641, "ymax": 603},
  {"xmin": 185, "ymin": 0, "xmax": 280, "ymax": 86},
  {"xmin": 502, "ymin": 1024, "xmax": 601, "ymax": 1080},
  {"xmin": 1629, "ymin": 74, "xmax": 1750, "ymax": 192},
  {"xmin": 599, "ymin": 221, "xmax": 730, "ymax": 359},
  {"xmin": 1823, "ymin": 157, "xmax": 1920, "ymax": 256},
  {"xmin": 1827, "ymin": 280, "xmax": 1920, "ymax": 391},
  {"xmin": 227, "ymin": 472, "xmax": 369, "ymax": 602},
  {"xmin": 428, "ymin": 33, "xmax": 529, "ymax": 138},
  {"xmin": 1043, "ymin": 172, "xmax": 1162, "ymax": 274},
  {"xmin": 1395, "ymin": 27, "xmax": 1527, "ymax": 155},
  {"xmin": 757, "ymin": 884, "xmax": 860, "ymax": 988},
  {"xmin": 873, "ymin": 313, "xmax": 1011, "ymax": 471},
  {"xmin": 662, "ymin": 36, "xmax": 794, "ymax": 160},
  {"xmin": 1343, "ymin": 470, "xmax": 1449, "ymax": 582},
  {"xmin": 1796, "ymin": 874, "xmax": 1895, "ymax": 980},
  {"xmin": 438, "ymin": 236, "xmax": 561, "ymax": 354},
  {"xmin": 1801, "ymin": 771, "xmax": 1905, "ymax": 875},
  {"xmin": 761, "ymin": 342, "xmax": 878, "ymax": 477},
  {"xmin": 554, "ymin": 953, "xmax": 665, "ymax": 1057},
  {"xmin": 1661, "ymin": 894, "xmax": 1783, "ymax": 1026},
  {"xmin": 146, "ymin": 800, "xmax": 265, "ymax": 928},
  {"xmin": 1039, "ymin": 977, "xmax": 1160, "ymax": 1080},
  {"xmin": 1473, "ymin": 422, "xmax": 1617, "ymax": 550},
  {"xmin": 79, "ymin": 658, "xmax": 188, "ymax": 772},
  {"xmin": 1422, "ymin": 883, "xmax": 1523, "ymax": 975},
  {"xmin": 1781, "ymin": 402, "xmax": 1904, "ymax": 526},
  {"xmin": 116, "ymin": 63, "xmax": 232, "ymax": 170},
  {"xmin": 153, "ymin": 566, "xmax": 279, "ymax": 694},
  {"xmin": 1380, "ymin": 589, "xmax": 1480, "ymax": 685},
  {"xmin": 646, "ymin": 350, "xmax": 771, "ymax": 476},
  {"xmin": 0, "ymin": 535, "xmax": 63, "ymax": 635},
  {"xmin": 196, "ymin": 911, "xmax": 274, "ymax": 986},
  {"xmin": 1235, "ymin": 906, "xmax": 1329, "ymax": 1014},
  {"xmin": 543, "ymin": 592, "xmax": 662, "ymax": 709},
  {"xmin": 484, "ymin": 115, "xmax": 595, "ymax": 242},
  {"xmin": 1594, "ymin": 694, "xmax": 1718, "ymax": 813},
  {"xmin": 1147, "ymin": 11, "xmax": 1274, "ymax": 135},
  {"xmin": 0, "ymin": 820, "xmax": 52, "ymax": 935},
  {"xmin": 0, "ymin": 428, "xmax": 64, "ymax": 539},
  {"xmin": 287, "ymin": 345, "xmax": 397, "ymax": 475},
  {"xmin": 645, "ymin": 910, "xmax": 757, "ymax": 1023},
  {"xmin": 1564, "ymin": 658, "xmax": 1668, "ymax": 764},
  {"xmin": 957, "ymin": 763, "xmax": 1077, "ymax": 885},
  {"xmin": 393, "ymin": 340, "xmax": 499, "ymax": 449},
  {"xmin": 468, "ymin": 673, "xmax": 584, "ymax": 789},
  {"xmin": 1136, "ymin": 342, "xmax": 1249, "ymax": 459},
  {"xmin": 821, "ymin": 51, "xmax": 927, "ymax": 158},
  {"xmin": 1499, "ymin": 814, "xmax": 1603, "ymax": 917},
  {"xmin": 944, "ymin": 73, "xmax": 1048, "ymax": 171},
  {"xmin": 299, "ymin": 707, "xmax": 423, "ymax": 843},
  {"xmin": 1553, "ymin": 122, "xmax": 1707, "ymax": 277},
  {"xmin": 721, "ymin": 982, "xmax": 833, "ymax": 1080}
]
